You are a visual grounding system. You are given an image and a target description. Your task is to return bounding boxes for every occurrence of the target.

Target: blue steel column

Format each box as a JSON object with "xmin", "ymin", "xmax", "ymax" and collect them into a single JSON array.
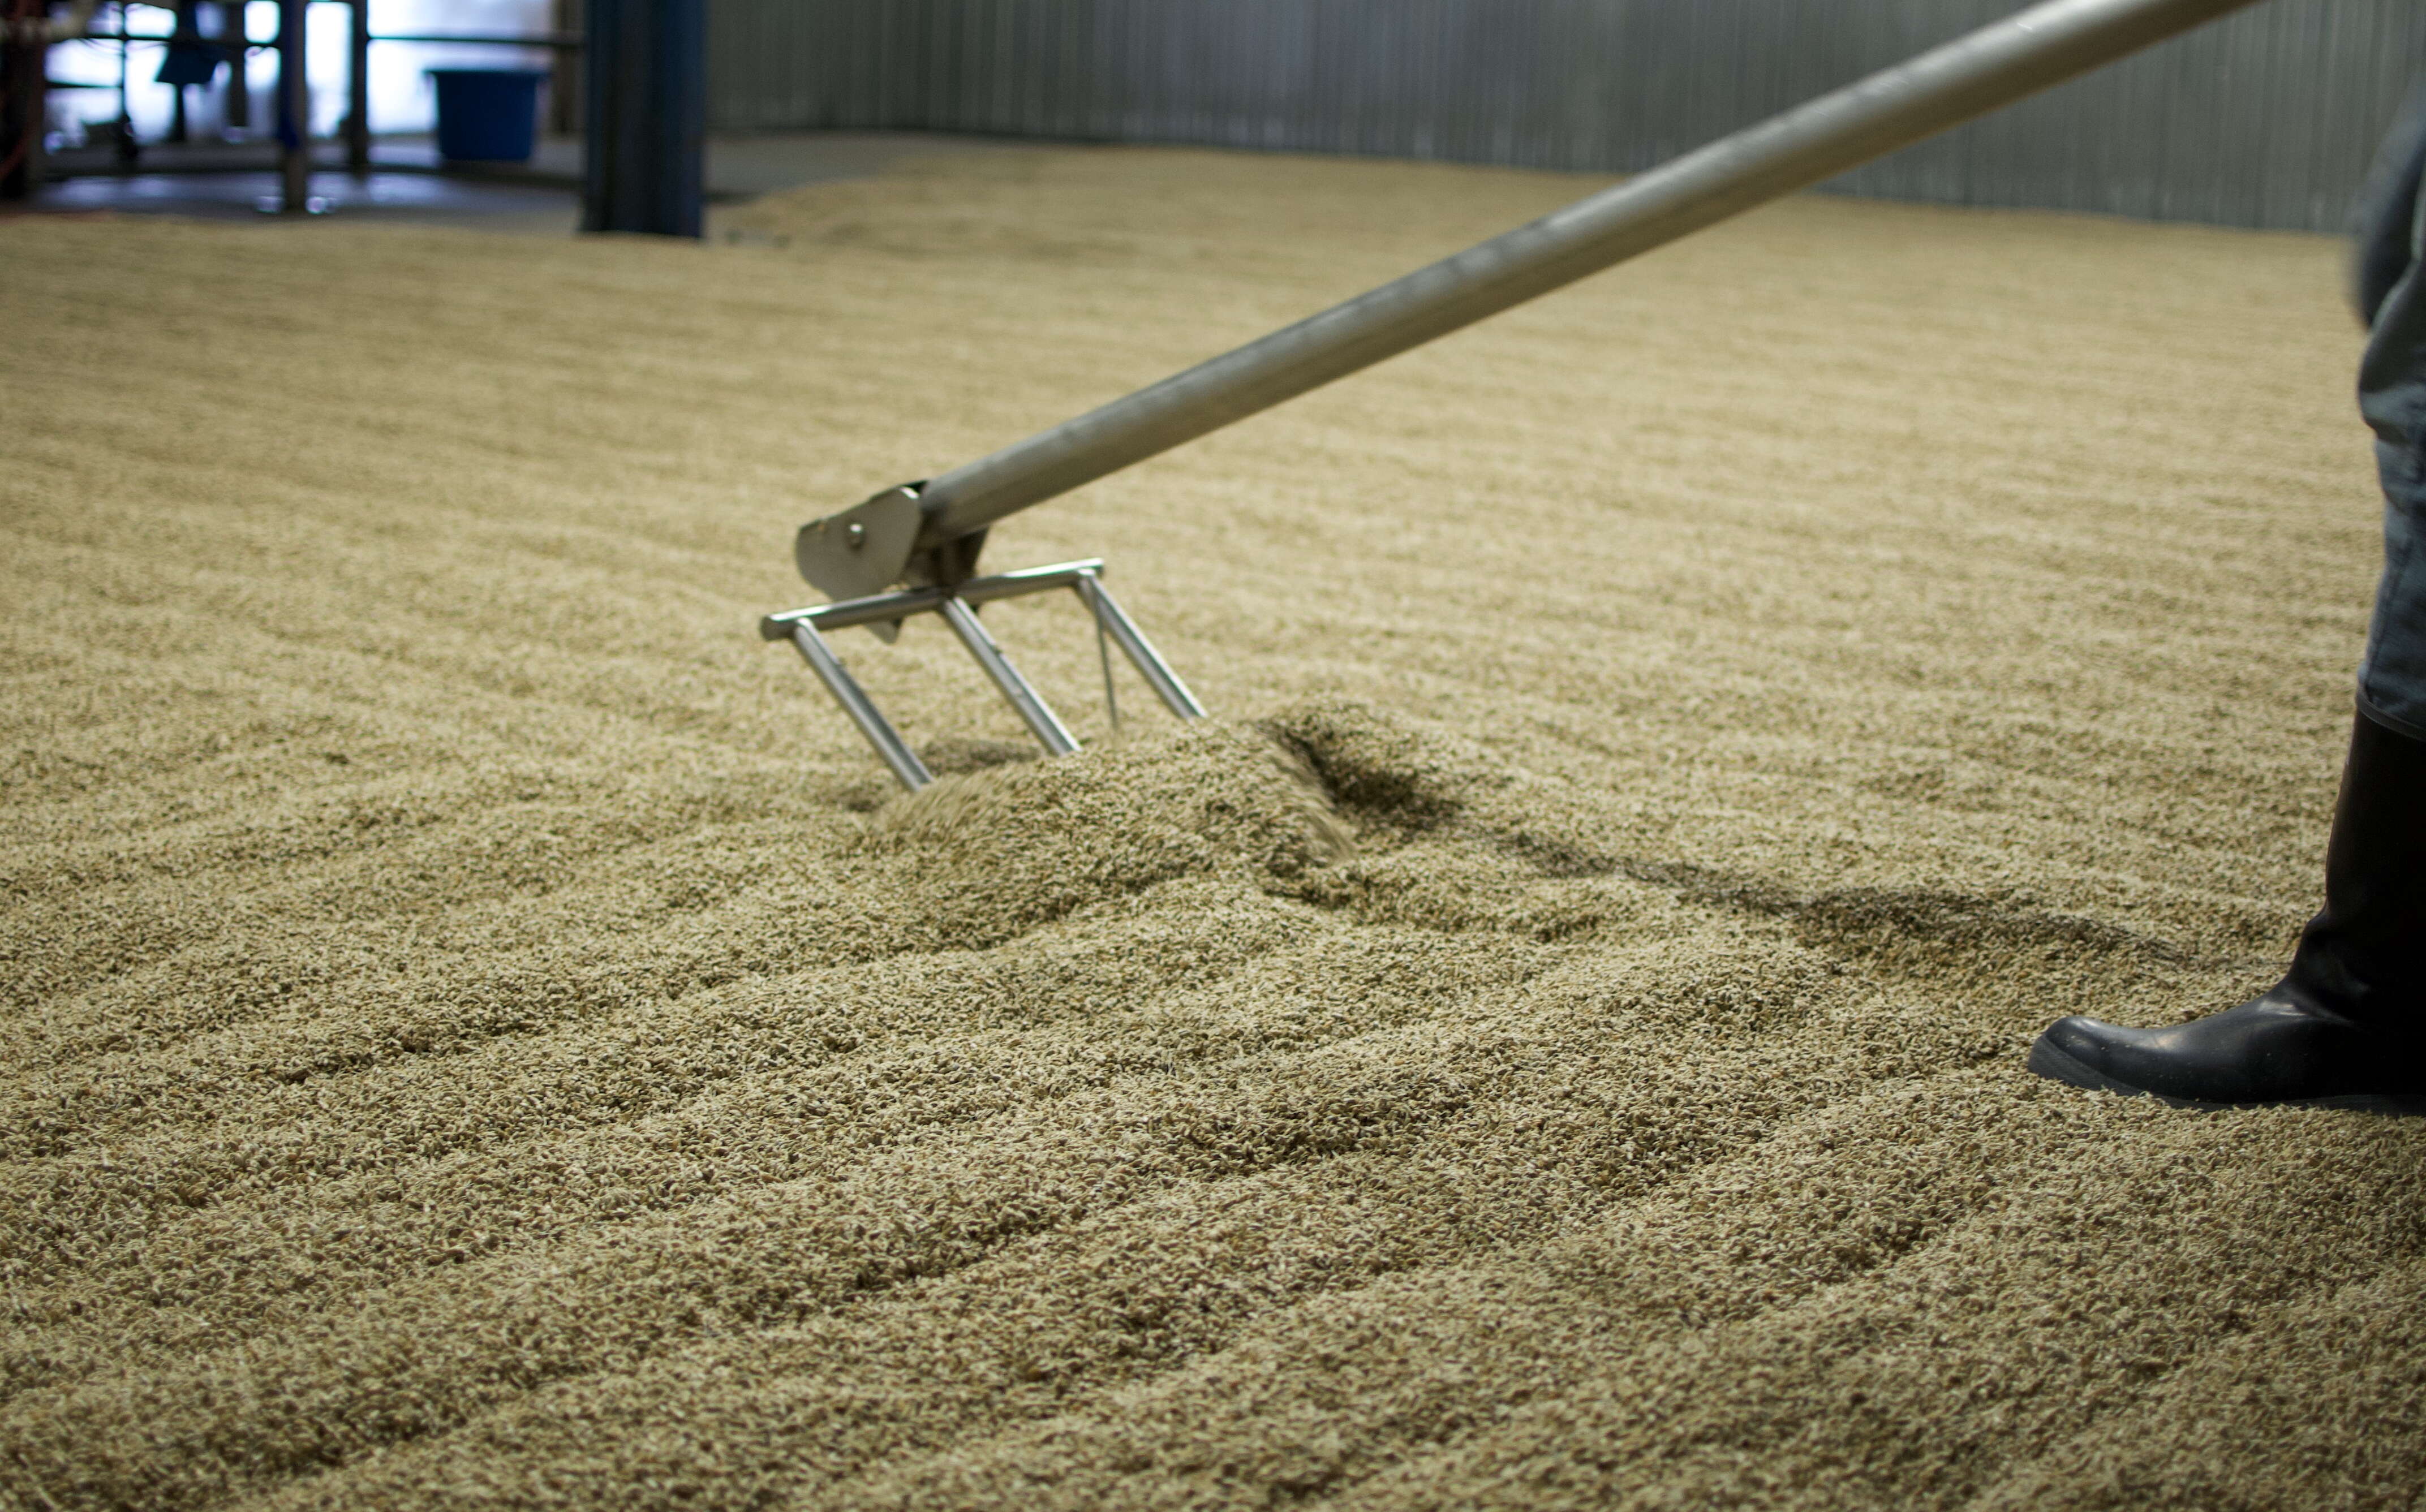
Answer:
[
  {"xmin": 277, "ymin": 0, "xmax": 309, "ymax": 212},
  {"xmin": 582, "ymin": 0, "xmax": 705, "ymax": 238}
]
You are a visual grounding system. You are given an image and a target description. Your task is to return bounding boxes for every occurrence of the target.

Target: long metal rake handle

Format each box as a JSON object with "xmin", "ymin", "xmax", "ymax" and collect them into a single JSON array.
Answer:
[{"xmin": 797, "ymin": 0, "xmax": 2264, "ymax": 601}]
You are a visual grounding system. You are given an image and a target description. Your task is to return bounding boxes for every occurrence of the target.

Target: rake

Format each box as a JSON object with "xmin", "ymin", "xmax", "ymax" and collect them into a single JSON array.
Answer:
[{"xmin": 763, "ymin": 0, "xmax": 2267, "ymax": 789}]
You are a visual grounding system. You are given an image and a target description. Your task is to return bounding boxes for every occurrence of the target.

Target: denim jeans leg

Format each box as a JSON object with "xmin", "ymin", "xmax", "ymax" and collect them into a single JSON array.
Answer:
[
  {"xmin": 2362, "ymin": 441, "xmax": 2426, "ymax": 739},
  {"xmin": 2354, "ymin": 129, "xmax": 2426, "ymax": 741}
]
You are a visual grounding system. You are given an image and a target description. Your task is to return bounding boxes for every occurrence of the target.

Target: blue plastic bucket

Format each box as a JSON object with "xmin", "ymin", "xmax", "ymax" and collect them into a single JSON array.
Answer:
[{"xmin": 428, "ymin": 68, "xmax": 547, "ymax": 162}]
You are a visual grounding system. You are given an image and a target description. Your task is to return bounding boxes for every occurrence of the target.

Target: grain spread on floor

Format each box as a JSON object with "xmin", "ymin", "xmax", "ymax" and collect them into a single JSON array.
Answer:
[{"xmin": 5, "ymin": 145, "xmax": 2422, "ymax": 1510}]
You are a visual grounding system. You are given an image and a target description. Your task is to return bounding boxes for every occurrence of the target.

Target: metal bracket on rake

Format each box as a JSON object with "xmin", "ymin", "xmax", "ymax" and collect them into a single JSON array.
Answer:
[{"xmin": 760, "ymin": 559, "xmax": 1206, "ymax": 791}]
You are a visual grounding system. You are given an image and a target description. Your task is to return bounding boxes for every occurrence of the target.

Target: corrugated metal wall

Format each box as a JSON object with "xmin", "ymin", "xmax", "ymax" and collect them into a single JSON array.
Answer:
[{"xmin": 706, "ymin": 0, "xmax": 2425, "ymax": 232}]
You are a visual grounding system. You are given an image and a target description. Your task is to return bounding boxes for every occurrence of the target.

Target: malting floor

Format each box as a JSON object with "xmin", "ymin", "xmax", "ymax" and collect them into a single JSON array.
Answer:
[{"xmin": 3, "ymin": 143, "xmax": 2422, "ymax": 1510}]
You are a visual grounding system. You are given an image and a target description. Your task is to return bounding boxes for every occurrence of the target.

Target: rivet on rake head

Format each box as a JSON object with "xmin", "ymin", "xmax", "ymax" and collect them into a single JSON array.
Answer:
[{"xmin": 845, "ymin": 522, "xmax": 867, "ymax": 549}]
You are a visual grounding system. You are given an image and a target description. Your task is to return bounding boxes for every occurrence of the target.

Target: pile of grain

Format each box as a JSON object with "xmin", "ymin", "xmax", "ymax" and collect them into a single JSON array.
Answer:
[{"xmin": 4, "ymin": 145, "xmax": 2423, "ymax": 1510}]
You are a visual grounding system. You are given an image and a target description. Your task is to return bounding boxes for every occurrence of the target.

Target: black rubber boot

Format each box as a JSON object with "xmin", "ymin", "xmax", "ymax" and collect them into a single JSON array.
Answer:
[{"xmin": 2027, "ymin": 707, "xmax": 2426, "ymax": 1114}]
